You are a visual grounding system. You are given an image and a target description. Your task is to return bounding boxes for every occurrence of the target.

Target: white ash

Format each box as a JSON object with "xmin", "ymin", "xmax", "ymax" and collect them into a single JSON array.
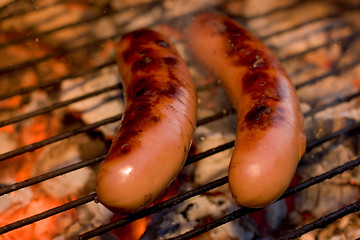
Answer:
[
  {"xmin": 54, "ymin": 201, "xmax": 113, "ymax": 240},
  {"xmin": 141, "ymin": 126, "xmax": 259, "ymax": 240},
  {"xmin": 303, "ymin": 110, "xmax": 358, "ymax": 143},
  {"xmin": 163, "ymin": 0, "xmax": 217, "ymax": 19},
  {"xmin": 295, "ymin": 100, "xmax": 360, "ymax": 219},
  {"xmin": 77, "ymin": 202, "xmax": 113, "ymax": 231},
  {"xmin": 141, "ymin": 194, "xmax": 255, "ymax": 240},
  {"xmin": 0, "ymin": 131, "xmax": 17, "ymax": 155},
  {"xmin": 225, "ymin": 0, "xmax": 297, "ymax": 18},
  {"xmin": 193, "ymin": 126, "xmax": 234, "ymax": 194},
  {"xmin": 0, "ymin": 1, "xmax": 117, "ymax": 48},
  {"xmin": 34, "ymin": 136, "xmax": 96, "ymax": 199},
  {"xmin": 0, "ymin": 3, "xmax": 87, "ymax": 37},
  {"xmin": 119, "ymin": 4, "xmax": 163, "ymax": 33},
  {"xmin": 298, "ymin": 210, "xmax": 360, "ymax": 240},
  {"xmin": 33, "ymin": 133, "xmax": 106, "ymax": 199},
  {"xmin": 92, "ymin": 17, "xmax": 117, "ymax": 40},
  {"xmin": 31, "ymin": 134, "xmax": 112, "ymax": 238},
  {"xmin": 265, "ymin": 19, "xmax": 348, "ymax": 60},
  {"xmin": 248, "ymin": 2, "xmax": 337, "ymax": 38},
  {"xmin": 297, "ymin": 70, "xmax": 358, "ymax": 109},
  {"xmin": 74, "ymin": 202, "xmax": 113, "ymax": 236},
  {"xmin": 196, "ymin": 85, "xmax": 234, "ymax": 122},
  {"xmin": 0, "ymin": 179, "xmax": 33, "ymax": 214},
  {"xmin": 21, "ymin": 90, "xmax": 52, "ymax": 114},
  {"xmin": 295, "ymin": 180, "xmax": 359, "ymax": 219},
  {"xmin": 60, "ymin": 66, "xmax": 123, "ymax": 139}
]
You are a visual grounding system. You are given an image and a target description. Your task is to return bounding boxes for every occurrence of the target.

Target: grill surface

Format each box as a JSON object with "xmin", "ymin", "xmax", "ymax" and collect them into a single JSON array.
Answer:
[{"xmin": 1, "ymin": 0, "xmax": 360, "ymax": 239}]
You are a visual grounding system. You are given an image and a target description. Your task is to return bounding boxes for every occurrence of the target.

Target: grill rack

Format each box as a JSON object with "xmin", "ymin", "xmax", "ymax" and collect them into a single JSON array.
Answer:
[{"xmin": 1, "ymin": 0, "xmax": 360, "ymax": 239}]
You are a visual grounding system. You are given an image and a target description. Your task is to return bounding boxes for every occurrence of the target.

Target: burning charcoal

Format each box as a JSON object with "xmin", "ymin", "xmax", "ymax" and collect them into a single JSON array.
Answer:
[
  {"xmin": 68, "ymin": 201, "xmax": 113, "ymax": 238},
  {"xmin": 0, "ymin": 180, "xmax": 33, "ymax": 214},
  {"xmin": 0, "ymin": 131, "xmax": 17, "ymax": 155},
  {"xmin": 141, "ymin": 194, "xmax": 256, "ymax": 240},
  {"xmin": 296, "ymin": 137, "xmax": 360, "ymax": 218},
  {"xmin": 116, "ymin": 3, "xmax": 162, "ymax": 32},
  {"xmin": 298, "ymin": 73, "xmax": 359, "ymax": 109},
  {"xmin": 34, "ymin": 134, "xmax": 100, "ymax": 199},
  {"xmin": 193, "ymin": 126, "xmax": 234, "ymax": 194},
  {"xmin": 2, "ymin": 0, "xmax": 360, "ymax": 239},
  {"xmin": 163, "ymin": 0, "xmax": 216, "ymax": 18},
  {"xmin": 248, "ymin": 2, "xmax": 338, "ymax": 38},
  {"xmin": 225, "ymin": 0, "xmax": 297, "ymax": 18},
  {"xmin": 60, "ymin": 66, "xmax": 123, "ymax": 139},
  {"xmin": 265, "ymin": 20, "xmax": 346, "ymax": 61},
  {"xmin": 0, "ymin": 2, "xmax": 114, "ymax": 48}
]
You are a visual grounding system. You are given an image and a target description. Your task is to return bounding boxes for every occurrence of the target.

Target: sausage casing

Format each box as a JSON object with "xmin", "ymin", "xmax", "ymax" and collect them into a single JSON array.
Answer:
[
  {"xmin": 96, "ymin": 29, "xmax": 197, "ymax": 213},
  {"xmin": 187, "ymin": 13, "xmax": 306, "ymax": 208}
]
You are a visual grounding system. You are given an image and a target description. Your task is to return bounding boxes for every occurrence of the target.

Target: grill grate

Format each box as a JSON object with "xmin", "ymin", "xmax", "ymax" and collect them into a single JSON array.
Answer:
[{"xmin": 1, "ymin": 0, "xmax": 360, "ymax": 239}]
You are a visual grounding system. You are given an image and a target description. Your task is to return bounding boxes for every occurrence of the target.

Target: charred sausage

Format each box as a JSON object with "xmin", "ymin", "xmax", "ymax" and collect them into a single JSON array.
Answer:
[
  {"xmin": 187, "ymin": 13, "xmax": 306, "ymax": 208},
  {"xmin": 96, "ymin": 29, "xmax": 197, "ymax": 213}
]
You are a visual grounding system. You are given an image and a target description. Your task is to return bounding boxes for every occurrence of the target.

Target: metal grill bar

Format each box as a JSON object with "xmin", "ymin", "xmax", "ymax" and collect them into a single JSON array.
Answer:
[
  {"xmin": 0, "ymin": 35, "xmax": 119, "ymax": 77},
  {"xmin": 0, "ymin": 112, "xmax": 358, "ymax": 201},
  {"xmin": 244, "ymin": 1, "xmax": 305, "ymax": 20},
  {"xmin": 0, "ymin": 193, "xmax": 96, "ymax": 235},
  {"xmin": 294, "ymin": 59, "xmax": 360, "ymax": 90},
  {"xmin": 79, "ymin": 154, "xmax": 360, "ymax": 240},
  {"xmin": 0, "ymin": 114, "xmax": 122, "ymax": 162},
  {"xmin": 2, "ymin": 139, "xmax": 359, "ymax": 238},
  {"xmin": 306, "ymin": 123, "xmax": 360, "ymax": 152},
  {"xmin": 0, "ymin": 0, "xmax": 162, "ymax": 49},
  {"xmin": 260, "ymin": 13, "xmax": 346, "ymax": 41},
  {"xmin": 280, "ymin": 201, "xmax": 360, "ymax": 239},
  {"xmin": 1, "ymin": 78, "xmax": 358, "ymax": 162},
  {"xmin": 165, "ymin": 155, "xmax": 360, "ymax": 240},
  {"xmin": 78, "ymin": 177, "xmax": 229, "ymax": 240},
  {"xmin": 0, "ymin": 1, "xmax": 62, "ymax": 21},
  {"xmin": 0, "ymin": 60, "xmax": 116, "ymax": 101},
  {"xmin": 303, "ymin": 90, "xmax": 360, "ymax": 117},
  {"xmin": 1, "ymin": 54, "xmax": 359, "ymax": 128},
  {"xmin": 0, "ymin": 1, "xmax": 359, "ymax": 239},
  {"xmin": 0, "ymin": 106, "xmax": 358, "ymax": 238},
  {"xmin": 0, "ymin": 84, "xmax": 121, "ymax": 128},
  {"xmin": 0, "ymin": 154, "xmax": 106, "ymax": 197},
  {"xmin": 0, "ymin": 1, "xmax": 356, "ymax": 79},
  {"xmin": 0, "ymin": 29, "xmax": 357, "ymax": 103},
  {"xmin": 0, "ymin": 109, "xmax": 357, "ymax": 237},
  {"xmin": 280, "ymin": 30, "xmax": 360, "ymax": 63}
]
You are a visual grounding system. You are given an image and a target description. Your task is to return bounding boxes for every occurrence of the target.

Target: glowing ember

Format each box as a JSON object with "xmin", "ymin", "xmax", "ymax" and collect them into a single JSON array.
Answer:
[{"xmin": 0, "ymin": 193, "xmax": 74, "ymax": 240}]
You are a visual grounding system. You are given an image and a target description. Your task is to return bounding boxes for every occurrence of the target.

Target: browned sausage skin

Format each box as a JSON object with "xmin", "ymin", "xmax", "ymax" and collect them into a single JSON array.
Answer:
[
  {"xmin": 96, "ymin": 29, "xmax": 197, "ymax": 214},
  {"xmin": 187, "ymin": 13, "xmax": 306, "ymax": 208}
]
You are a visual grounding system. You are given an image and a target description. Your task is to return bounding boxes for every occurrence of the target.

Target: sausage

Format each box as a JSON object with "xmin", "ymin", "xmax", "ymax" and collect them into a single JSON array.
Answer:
[
  {"xmin": 187, "ymin": 13, "xmax": 306, "ymax": 208},
  {"xmin": 96, "ymin": 29, "xmax": 197, "ymax": 213}
]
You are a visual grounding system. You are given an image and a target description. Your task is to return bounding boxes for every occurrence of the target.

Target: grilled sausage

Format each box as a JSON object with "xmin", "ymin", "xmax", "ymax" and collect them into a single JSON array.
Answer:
[
  {"xmin": 187, "ymin": 13, "xmax": 306, "ymax": 208},
  {"xmin": 96, "ymin": 29, "xmax": 197, "ymax": 213}
]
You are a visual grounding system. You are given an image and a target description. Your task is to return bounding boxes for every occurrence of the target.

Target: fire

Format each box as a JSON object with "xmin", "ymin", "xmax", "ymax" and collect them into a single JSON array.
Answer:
[
  {"xmin": 0, "ymin": 192, "xmax": 74, "ymax": 240},
  {"xmin": 110, "ymin": 177, "xmax": 184, "ymax": 239},
  {"xmin": 0, "ymin": 109, "xmax": 72, "ymax": 240},
  {"xmin": 0, "ymin": 25, "xmax": 71, "ymax": 239},
  {"xmin": 111, "ymin": 216, "xmax": 150, "ymax": 240},
  {"xmin": 16, "ymin": 109, "xmax": 60, "ymax": 182}
]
